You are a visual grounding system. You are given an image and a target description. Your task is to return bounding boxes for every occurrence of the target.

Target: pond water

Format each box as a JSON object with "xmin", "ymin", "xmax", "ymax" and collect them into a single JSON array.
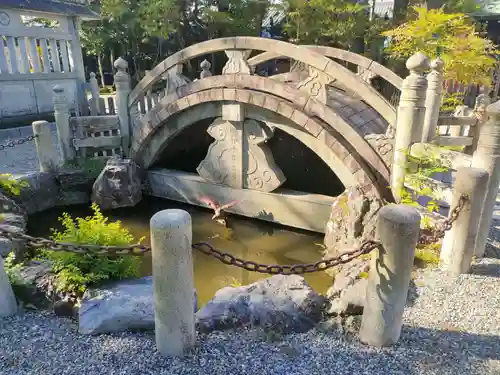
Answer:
[{"xmin": 27, "ymin": 197, "xmax": 331, "ymax": 306}]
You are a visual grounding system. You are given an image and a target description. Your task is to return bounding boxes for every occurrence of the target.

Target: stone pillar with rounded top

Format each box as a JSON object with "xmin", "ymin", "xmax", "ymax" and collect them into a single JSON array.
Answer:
[
  {"xmin": 200, "ymin": 59, "xmax": 212, "ymax": 79},
  {"xmin": 0, "ymin": 256, "xmax": 17, "ymax": 317},
  {"xmin": 472, "ymin": 100, "xmax": 500, "ymax": 257},
  {"xmin": 114, "ymin": 57, "xmax": 131, "ymax": 156},
  {"xmin": 359, "ymin": 204, "xmax": 420, "ymax": 347},
  {"xmin": 150, "ymin": 209, "xmax": 195, "ymax": 357},
  {"xmin": 32, "ymin": 120, "xmax": 57, "ymax": 172},
  {"xmin": 53, "ymin": 85, "xmax": 75, "ymax": 164},
  {"xmin": 465, "ymin": 86, "xmax": 491, "ymax": 155},
  {"xmin": 422, "ymin": 57, "xmax": 444, "ymax": 142},
  {"xmin": 89, "ymin": 72, "xmax": 100, "ymax": 116},
  {"xmin": 440, "ymin": 167, "xmax": 489, "ymax": 276},
  {"xmin": 391, "ymin": 53, "xmax": 429, "ymax": 202}
]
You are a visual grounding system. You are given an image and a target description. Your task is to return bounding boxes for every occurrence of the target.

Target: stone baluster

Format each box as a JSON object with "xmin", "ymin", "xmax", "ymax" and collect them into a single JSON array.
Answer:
[
  {"xmin": 471, "ymin": 100, "xmax": 500, "ymax": 257},
  {"xmin": 150, "ymin": 209, "xmax": 195, "ymax": 357},
  {"xmin": 114, "ymin": 57, "xmax": 131, "ymax": 156},
  {"xmin": 391, "ymin": 53, "xmax": 429, "ymax": 202},
  {"xmin": 163, "ymin": 64, "xmax": 190, "ymax": 97},
  {"xmin": 89, "ymin": 72, "xmax": 100, "ymax": 116},
  {"xmin": 422, "ymin": 57, "xmax": 444, "ymax": 142},
  {"xmin": 32, "ymin": 120, "xmax": 57, "ymax": 172},
  {"xmin": 222, "ymin": 50, "xmax": 252, "ymax": 75},
  {"xmin": 440, "ymin": 167, "xmax": 489, "ymax": 276},
  {"xmin": 200, "ymin": 59, "xmax": 212, "ymax": 79},
  {"xmin": 359, "ymin": 204, "xmax": 420, "ymax": 346},
  {"xmin": 465, "ymin": 86, "xmax": 491, "ymax": 155},
  {"xmin": 0, "ymin": 256, "xmax": 17, "ymax": 317},
  {"xmin": 53, "ymin": 85, "xmax": 76, "ymax": 164}
]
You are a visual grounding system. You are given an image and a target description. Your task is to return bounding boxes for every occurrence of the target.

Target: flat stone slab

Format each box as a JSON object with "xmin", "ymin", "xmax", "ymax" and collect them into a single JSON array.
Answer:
[
  {"xmin": 196, "ymin": 275, "xmax": 326, "ymax": 334},
  {"xmin": 79, "ymin": 276, "xmax": 198, "ymax": 335}
]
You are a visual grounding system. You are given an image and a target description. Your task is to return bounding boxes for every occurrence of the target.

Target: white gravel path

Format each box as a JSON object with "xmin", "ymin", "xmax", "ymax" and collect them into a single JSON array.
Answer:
[{"xmin": 1, "ymin": 125, "xmax": 500, "ymax": 374}]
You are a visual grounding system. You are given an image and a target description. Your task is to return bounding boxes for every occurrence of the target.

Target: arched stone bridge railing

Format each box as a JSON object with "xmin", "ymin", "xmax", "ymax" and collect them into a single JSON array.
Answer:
[
  {"xmin": 128, "ymin": 37, "xmax": 396, "ymax": 200},
  {"xmin": 247, "ymin": 45, "xmax": 403, "ymax": 92}
]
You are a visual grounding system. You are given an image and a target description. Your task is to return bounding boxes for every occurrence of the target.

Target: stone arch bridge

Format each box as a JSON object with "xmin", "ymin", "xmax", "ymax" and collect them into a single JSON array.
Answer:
[{"xmin": 123, "ymin": 37, "xmax": 401, "ymax": 232}]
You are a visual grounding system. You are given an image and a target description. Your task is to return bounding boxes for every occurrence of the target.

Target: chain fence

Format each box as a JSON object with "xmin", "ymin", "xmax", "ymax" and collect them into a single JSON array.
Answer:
[
  {"xmin": 0, "ymin": 135, "xmax": 37, "ymax": 151},
  {"xmin": 0, "ymin": 194, "xmax": 468, "ymax": 275}
]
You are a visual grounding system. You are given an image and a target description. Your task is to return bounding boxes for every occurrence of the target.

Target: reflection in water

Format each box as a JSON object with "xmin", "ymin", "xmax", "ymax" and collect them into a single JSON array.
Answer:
[{"xmin": 27, "ymin": 197, "xmax": 331, "ymax": 306}]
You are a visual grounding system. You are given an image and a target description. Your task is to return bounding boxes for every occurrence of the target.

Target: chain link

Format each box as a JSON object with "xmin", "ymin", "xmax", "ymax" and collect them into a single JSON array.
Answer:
[
  {"xmin": 0, "ymin": 135, "xmax": 37, "ymax": 151},
  {"xmin": 0, "ymin": 194, "xmax": 468, "ymax": 275}
]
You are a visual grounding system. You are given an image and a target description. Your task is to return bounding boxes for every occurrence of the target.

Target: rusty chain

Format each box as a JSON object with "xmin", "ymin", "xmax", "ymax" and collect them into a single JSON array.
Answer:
[
  {"xmin": 0, "ymin": 194, "xmax": 468, "ymax": 275},
  {"xmin": 0, "ymin": 135, "xmax": 37, "ymax": 151}
]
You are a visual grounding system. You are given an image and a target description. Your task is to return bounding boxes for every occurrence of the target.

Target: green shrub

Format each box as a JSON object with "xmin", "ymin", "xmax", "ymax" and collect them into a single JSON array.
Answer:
[
  {"xmin": 41, "ymin": 203, "xmax": 143, "ymax": 295},
  {"xmin": 0, "ymin": 173, "xmax": 28, "ymax": 196},
  {"xmin": 3, "ymin": 252, "xmax": 26, "ymax": 286},
  {"xmin": 64, "ymin": 158, "xmax": 106, "ymax": 180}
]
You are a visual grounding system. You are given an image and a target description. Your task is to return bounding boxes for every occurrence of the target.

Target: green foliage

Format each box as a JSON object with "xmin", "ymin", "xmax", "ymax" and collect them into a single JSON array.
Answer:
[
  {"xmin": 41, "ymin": 203, "xmax": 143, "ymax": 295},
  {"xmin": 0, "ymin": 174, "xmax": 28, "ymax": 196},
  {"xmin": 414, "ymin": 243, "xmax": 441, "ymax": 267},
  {"xmin": 3, "ymin": 252, "xmax": 26, "ymax": 286},
  {"xmin": 441, "ymin": 92, "xmax": 466, "ymax": 113},
  {"xmin": 383, "ymin": 6, "xmax": 498, "ymax": 86},
  {"xmin": 64, "ymin": 158, "xmax": 106, "ymax": 180}
]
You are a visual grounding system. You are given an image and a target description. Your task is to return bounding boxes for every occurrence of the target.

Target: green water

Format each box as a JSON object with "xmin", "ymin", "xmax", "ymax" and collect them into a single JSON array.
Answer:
[{"xmin": 27, "ymin": 197, "xmax": 331, "ymax": 305}]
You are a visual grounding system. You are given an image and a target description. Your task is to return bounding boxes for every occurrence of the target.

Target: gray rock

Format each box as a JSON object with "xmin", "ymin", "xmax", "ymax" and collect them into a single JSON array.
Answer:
[
  {"xmin": 79, "ymin": 276, "xmax": 198, "ymax": 335},
  {"xmin": 10, "ymin": 172, "xmax": 59, "ymax": 214},
  {"xmin": 327, "ymin": 278, "xmax": 367, "ymax": 316},
  {"xmin": 0, "ymin": 225, "xmax": 26, "ymax": 258},
  {"xmin": 91, "ymin": 157, "xmax": 142, "ymax": 210},
  {"xmin": 196, "ymin": 275, "xmax": 326, "ymax": 334},
  {"xmin": 13, "ymin": 260, "xmax": 59, "ymax": 307},
  {"xmin": 323, "ymin": 186, "xmax": 382, "ymax": 255}
]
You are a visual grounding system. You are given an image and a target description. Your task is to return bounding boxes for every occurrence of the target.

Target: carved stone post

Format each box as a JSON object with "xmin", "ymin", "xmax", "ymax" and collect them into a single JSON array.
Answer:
[
  {"xmin": 472, "ymin": 100, "xmax": 500, "ymax": 257},
  {"xmin": 422, "ymin": 57, "xmax": 444, "ymax": 142},
  {"xmin": 465, "ymin": 87, "xmax": 491, "ymax": 155},
  {"xmin": 150, "ymin": 209, "xmax": 195, "ymax": 356},
  {"xmin": 359, "ymin": 205, "xmax": 420, "ymax": 346},
  {"xmin": 53, "ymin": 85, "xmax": 75, "ymax": 164},
  {"xmin": 32, "ymin": 120, "xmax": 57, "ymax": 172},
  {"xmin": 200, "ymin": 59, "xmax": 212, "ymax": 79},
  {"xmin": 391, "ymin": 53, "xmax": 429, "ymax": 202},
  {"xmin": 114, "ymin": 58, "xmax": 131, "ymax": 156},
  {"xmin": 440, "ymin": 167, "xmax": 489, "ymax": 276},
  {"xmin": 89, "ymin": 72, "xmax": 100, "ymax": 116}
]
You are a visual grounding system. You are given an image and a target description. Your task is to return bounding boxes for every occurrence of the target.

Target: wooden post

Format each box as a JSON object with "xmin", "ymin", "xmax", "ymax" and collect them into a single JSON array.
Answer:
[
  {"xmin": 150, "ymin": 209, "xmax": 195, "ymax": 356},
  {"xmin": 359, "ymin": 205, "xmax": 420, "ymax": 347},
  {"xmin": 53, "ymin": 85, "xmax": 75, "ymax": 164},
  {"xmin": 391, "ymin": 53, "xmax": 430, "ymax": 201},
  {"xmin": 114, "ymin": 57, "xmax": 131, "ymax": 156},
  {"xmin": 422, "ymin": 57, "xmax": 444, "ymax": 142},
  {"xmin": 472, "ymin": 100, "xmax": 500, "ymax": 257}
]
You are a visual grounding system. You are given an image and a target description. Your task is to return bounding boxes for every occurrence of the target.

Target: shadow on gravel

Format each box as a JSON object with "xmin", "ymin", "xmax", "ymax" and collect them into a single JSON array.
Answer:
[
  {"xmin": 470, "ymin": 261, "xmax": 500, "ymax": 278},
  {"xmin": 397, "ymin": 325, "xmax": 500, "ymax": 374}
]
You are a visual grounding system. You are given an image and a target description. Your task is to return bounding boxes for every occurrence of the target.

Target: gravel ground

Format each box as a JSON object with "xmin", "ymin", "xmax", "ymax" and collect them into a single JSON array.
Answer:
[
  {"xmin": 2, "ymin": 126, "xmax": 500, "ymax": 374},
  {"xmin": 1, "ymin": 259, "xmax": 500, "ymax": 375}
]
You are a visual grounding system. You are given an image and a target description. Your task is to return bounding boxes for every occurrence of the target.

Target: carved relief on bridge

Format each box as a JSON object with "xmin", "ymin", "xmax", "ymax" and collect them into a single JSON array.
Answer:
[
  {"xmin": 162, "ymin": 64, "xmax": 191, "ymax": 96},
  {"xmin": 295, "ymin": 66, "xmax": 335, "ymax": 105},
  {"xmin": 196, "ymin": 110, "xmax": 286, "ymax": 192},
  {"xmin": 222, "ymin": 50, "xmax": 252, "ymax": 75}
]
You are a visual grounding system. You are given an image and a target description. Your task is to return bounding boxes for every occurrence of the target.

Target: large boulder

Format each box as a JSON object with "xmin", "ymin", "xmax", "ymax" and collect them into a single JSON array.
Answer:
[
  {"xmin": 91, "ymin": 157, "xmax": 142, "ymax": 210},
  {"xmin": 196, "ymin": 275, "xmax": 326, "ymax": 334},
  {"xmin": 79, "ymin": 276, "xmax": 198, "ymax": 335},
  {"xmin": 55, "ymin": 168, "xmax": 94, "ymax": 206},
  {"xmin": 10, "ymin": 172, "xmax": 59, "ymax": 214},
  {"xmin": 324, "ymin": 186, "xmax": 383, "ymax": 256}
]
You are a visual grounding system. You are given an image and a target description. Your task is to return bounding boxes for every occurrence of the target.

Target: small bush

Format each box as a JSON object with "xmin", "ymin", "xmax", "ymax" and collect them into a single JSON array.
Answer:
[
  {"xmin": 0, "ymin": 174, "xmax": 28, "ymax": 196},
  {"xmin": 414, "ymin": 244, "xmax": 441, "ymax": 267},
  {"xmin": 41, "ymin": 203, "xmax": 143, "ymax": 295},
  {"xmin": 64, "ymin": 158, "xmax": 106, "ymax": 180},
  {"xmin": 3, "ymin": 252, "xmax": 26, "ymax": 286}
]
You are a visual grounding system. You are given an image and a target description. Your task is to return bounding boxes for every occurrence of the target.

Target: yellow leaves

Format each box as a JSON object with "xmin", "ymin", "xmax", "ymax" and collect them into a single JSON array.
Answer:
[{"xmin": 383, "ymin": 6, "xmax": 498, "ymax": 85}]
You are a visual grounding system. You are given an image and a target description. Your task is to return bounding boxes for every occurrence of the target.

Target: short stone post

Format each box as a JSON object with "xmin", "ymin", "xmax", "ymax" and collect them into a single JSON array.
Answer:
[
  {"xmin": 0, "ymin": 256, "xmax": 17, "ymax": 317},
  {"xmin": 150, "ymin": 209, "xmax": 195, "ymax": 357},
  {"xmin": 359, "ymin": 205, "xmax": 420, "ymax": 347},
  {"xmin": 422, "ymin": 57, "xmax": 444, "ymax": 142},
  {"xmin": 472, "ymin": 100, "xmax": 500, "ymax": 257},
  {"xmin": 114, "ymin": 57, "xmax": 131, "ymax": 156},
  {"xmin": 53, "ymin": 85, "xmax": 75, "ymax": 164},
  {"xmin": 32, "ymin": 120, "xmax": 56, "ymax": 172},
  {"xmin": 440, "ymin": 167, "xmax": 489, "ymax": 276},
  {"xmin": 391, "ymin": 53, "xmax": 430, "ymax": 202},
  {"xmin": 89, "ymin": 72, "xmax": 100, "ymax": 116},
  {"xmin": 465, "ymin": 86, "xmax": 491, "ymax": 155}
]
